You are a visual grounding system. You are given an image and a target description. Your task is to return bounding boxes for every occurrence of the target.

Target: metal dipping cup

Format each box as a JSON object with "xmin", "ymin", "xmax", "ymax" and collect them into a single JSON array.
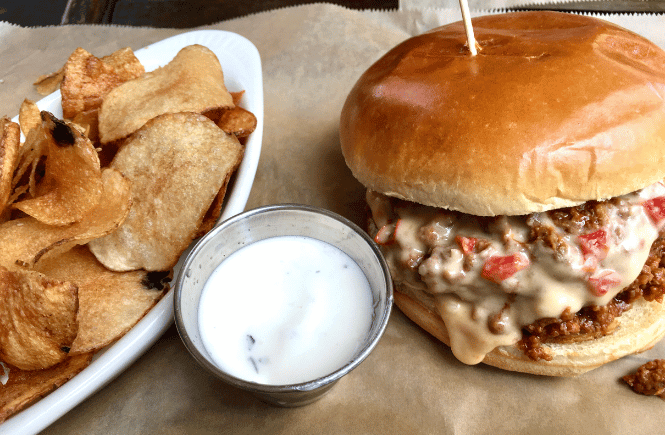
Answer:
[{"xmin": 174, "ymin": 204, "xmax": 393, "ymax": 407}]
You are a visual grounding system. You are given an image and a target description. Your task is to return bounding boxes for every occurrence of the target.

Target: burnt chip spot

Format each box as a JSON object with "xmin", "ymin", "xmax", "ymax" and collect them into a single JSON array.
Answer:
[
  {"xmin": 52, "ymin": 119, "xmax": 76, "ymax": 146},
  {"xmin": 61, "ymin": 346, "xmax": 71, "ymax": 353},
  {"xmin": 141, "ymin": 271, "xmax": 171, "ymax": 291},
  {"xmin": 41, "ymin": 111, "xmax": 76, "ymax": 147}
]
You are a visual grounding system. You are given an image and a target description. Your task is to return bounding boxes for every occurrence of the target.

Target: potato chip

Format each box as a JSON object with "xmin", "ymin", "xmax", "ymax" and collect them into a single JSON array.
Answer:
[
  {"xmin": 230, "ymin": 90, "xmax": 245, "ymax": 105},
  {"xmin": 11, "ymin": 102, "xmax": 45, "ymax": 207},
  {"xmin": 215, "ymin": 106, "xmax": 257, "ymax": 138},
  {"xmin": 18, "ymin": 99, "xmax": 41, "ymax": 137},
  {"xmin": 70, "ymin": 109, "xmax": 100, "ymax": 143},
  {"xmin": 0, "ymin": 353, "xmax": 93, "ymax": 423},
  {"xmin": 33, "ymin": 67, "xmax": 64, "ymax": 96},
  {"xmin": 12, "ymin": 112, "xmax": 102, "ymax": 226},
  {"xmin": 194, "ymin": 167, "xmax": 234, "ymax": 239},
  {"xmin": 8, "ymin": 125, "xmax": 47, "ymax": 209},
  {"xmin": 60, "ymin": 47, "xmax": 144, "ymax": 120},
  {"xmin": 89, "ymin": 112, "xmax": 243, "ymax": 271},
  {"xmin": 0, "ymin": 168, "xmax": 131, "ymax": 268},
  {"xmin": 0, "ymin": 118, "xmax": 20, "ymax": 218},
  {"xmin": 98, "ymin": 45, "xmax": 234, "ymax": 144},
  {"xmin": 0, "ymin": 266, "xmax": 78, "ymax": 371},
  {"xmin": 100, "ymin": 47, "xmax": 145, "ymax": 80},
  {"xmin": 36, "ymin": 246, "xmax": 168, "ymax": 354}
]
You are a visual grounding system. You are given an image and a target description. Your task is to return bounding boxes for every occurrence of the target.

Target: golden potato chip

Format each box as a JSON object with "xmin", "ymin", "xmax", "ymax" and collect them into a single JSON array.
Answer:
[
  {"xmin": 100, "ymin": 47, "xmax": 145, "ymax": 80},
  {"xmin": 89, "ymin": 112, "xmax": 243, "ymax": 271},
  {"xmin": 98, "ymin": 45, "xmax": 234, "ymax": 144},
  {"xmin": 33, "ymin": 67, "xmax": 64, "ymax": 96},
  {"xmin": 60, "ymin": 47, "xmax": 144, "ymax": 120},
  {"xmin": 194, "ymin": 168, "xmax": 233, "ymax": 239},
  {"xmin": 70, "ymin": 109, "xmax": 100, "ymax": 143},
  {"xmin": 0, "ymin": 266, "xmax": 78, "ymax": 371},
  {"xmin": 13, "ymin": 112, "xmax": 102, "ymax": 226},
  {"xmin": 230, "ymin": 90, "xmax": 244, "ymax": 105},
  {"xmin": 36, "ymin": 246, "xmax": 168, "ymax": 354},
  {"xmin": 18, "ymin": 99, "xmax": 41, "ymax": 137},
  {"xmin": 0, "ymin": 168, "xmax": 131, "ymax": 269},
  {"xmin": 11, "ymin": 103, "xmax": 45, "ymax": 207},
  {"xmin": 0, "ymin": 353, "xmax": 93, "ymax": 423},
  {"xmin": 8, "ymin": 124, "xmax": 47, "ymax": 209},
  {"xmin": 216, "ymin": 106, "xmax": 257, "ymax": 138},
  {"xmin": 0, "ymin": 118, "xmax": 20, "ymax": 217}
]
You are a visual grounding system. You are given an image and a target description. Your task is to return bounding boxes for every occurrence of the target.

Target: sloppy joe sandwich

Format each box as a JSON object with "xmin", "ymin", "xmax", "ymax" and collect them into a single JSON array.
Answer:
[{"xmin": 339, "ymin": 11, "xmax": 665, "ymax": 376}]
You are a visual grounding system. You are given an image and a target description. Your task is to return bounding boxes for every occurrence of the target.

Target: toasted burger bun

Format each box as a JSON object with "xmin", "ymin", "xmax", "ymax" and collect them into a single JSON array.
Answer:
[
  {"xmin": 340, "ymin": 11, "xmax": 665, "ymax": 216},
  {"xmin": 394, "ymin": 290, "xmax": 665, "ymax": 377},
  {"xmin": 340, "ymin": 12, "xmax": 665, "ymax": 376}
]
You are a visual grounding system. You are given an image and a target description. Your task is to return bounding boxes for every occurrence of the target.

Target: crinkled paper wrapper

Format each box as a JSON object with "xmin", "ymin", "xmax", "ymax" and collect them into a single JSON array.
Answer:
[{"xmin": 0, "ymin": 3, "xmax": 664, "ymax": 434}]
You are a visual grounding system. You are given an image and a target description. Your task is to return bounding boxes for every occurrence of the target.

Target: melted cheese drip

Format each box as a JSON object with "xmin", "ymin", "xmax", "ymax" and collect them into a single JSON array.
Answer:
[{"xmin": 368, "ymin": 182, "xmax": 665, "ymax": 364}]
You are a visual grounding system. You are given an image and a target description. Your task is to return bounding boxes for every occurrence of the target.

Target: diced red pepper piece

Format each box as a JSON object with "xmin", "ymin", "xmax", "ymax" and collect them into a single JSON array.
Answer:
[
  {"xmin": 588, "ymin": 270, "xmax": 622, "ymax": 296},
  {"xmin": 481, "ymin": 253, "xmax": 530, "ymax": 283},
  {"xmin": 456, "ymin": 236, "xmax": 477, "ymax": 255},
  {"xmin": 374, "ymin": 224, "xmax": 394, "ymax": 245},
  {"xmin": 374, "ymin": 219, "xmax": 401, "ymax": 245},
  {"xmin": 578, "ymin": 229, "xmax": 609, "ymax": 262},
  {"xmin": 643, "ymin": 196, "xmax": 665, "ymax": 225}
]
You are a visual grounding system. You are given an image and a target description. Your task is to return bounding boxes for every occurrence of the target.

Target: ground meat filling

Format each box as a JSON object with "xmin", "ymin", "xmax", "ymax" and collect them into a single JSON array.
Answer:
[
  {"xmin": 623, "ymin": 359, "xmax": 665, "ymax": 398},
  {"xmin": 519, "ymin": 235, "xmax": 665, "ymax": 361},
  {"xmin": 527, "ymin": 199, "xmax": 621, "ymax": 257},
  {"xmin": 548, "ymin": 200, "xmax": 612, "ymax": 234},
  {"xmin": 368, "ymin": 182, "xmax": 665, "ymax": 364}
]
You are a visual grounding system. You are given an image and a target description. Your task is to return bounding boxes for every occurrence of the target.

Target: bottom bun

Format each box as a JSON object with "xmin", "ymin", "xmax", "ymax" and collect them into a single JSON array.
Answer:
[{"xmin": 393, "ymin": 288, "xmax": 665, "ymax": 377}]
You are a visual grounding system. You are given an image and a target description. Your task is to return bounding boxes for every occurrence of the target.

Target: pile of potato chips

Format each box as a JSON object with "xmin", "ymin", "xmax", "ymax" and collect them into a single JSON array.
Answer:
[{"xmin": 0, "ymin": 44, "xmax": 256, "ymax": 422}]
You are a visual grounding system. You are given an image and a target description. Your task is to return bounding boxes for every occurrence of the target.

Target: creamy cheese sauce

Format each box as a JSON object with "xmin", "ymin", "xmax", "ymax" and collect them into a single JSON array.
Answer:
[
  {"xmin": 368, "ymin": 181, "xmax": 665, "ymax": 364},
  {"xmin": 198, "ymin": 236, "xmax": 374, "ymax": 385}
]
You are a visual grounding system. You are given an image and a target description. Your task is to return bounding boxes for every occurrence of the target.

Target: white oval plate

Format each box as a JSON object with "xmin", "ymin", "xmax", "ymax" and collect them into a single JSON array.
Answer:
[{"xmin": 3, "ymin": 30, "xmax": 263, "ymax": 435}]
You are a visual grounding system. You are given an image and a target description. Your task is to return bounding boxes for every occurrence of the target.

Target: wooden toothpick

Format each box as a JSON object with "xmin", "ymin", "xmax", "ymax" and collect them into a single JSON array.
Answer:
[{"xmin": 458, "ymin": 0, "xmax": 477, "ymax": 56}]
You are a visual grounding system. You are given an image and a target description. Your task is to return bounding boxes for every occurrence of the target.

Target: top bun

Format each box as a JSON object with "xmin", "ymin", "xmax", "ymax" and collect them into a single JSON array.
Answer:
[{"xmin": 340, "ymin": 12, "xmax": 665, "ymax": 216}]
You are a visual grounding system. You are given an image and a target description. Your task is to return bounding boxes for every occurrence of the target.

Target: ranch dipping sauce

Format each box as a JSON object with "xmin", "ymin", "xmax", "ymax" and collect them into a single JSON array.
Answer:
[{"xmin": 198, "ymin": 235, "xmax": 374, "ymax": 385}]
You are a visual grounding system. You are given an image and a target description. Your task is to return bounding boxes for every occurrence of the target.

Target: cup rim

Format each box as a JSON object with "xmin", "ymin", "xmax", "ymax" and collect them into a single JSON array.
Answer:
[{"xmin": 173, "ymin": 203, "xmax": 394, "ymax": 394}]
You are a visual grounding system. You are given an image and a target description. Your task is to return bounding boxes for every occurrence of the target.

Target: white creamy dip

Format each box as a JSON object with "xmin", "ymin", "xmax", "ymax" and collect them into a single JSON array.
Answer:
[{"xmin": 198, "ymin": 236, "xmax": 374, "ymax": 385}]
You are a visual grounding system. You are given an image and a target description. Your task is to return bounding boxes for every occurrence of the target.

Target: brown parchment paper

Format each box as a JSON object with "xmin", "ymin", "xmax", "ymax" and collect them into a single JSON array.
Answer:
[{"xmin": 1, "ymin": 4, "xmax": 664, "ymax": 434}]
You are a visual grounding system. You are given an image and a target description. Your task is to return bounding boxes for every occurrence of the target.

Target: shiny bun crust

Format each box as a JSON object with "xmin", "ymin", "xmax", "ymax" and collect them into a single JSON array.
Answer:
[
  {"xmin": 394, "ymin": 289, "xmax": 665, "ymax": 377},
  {"xmin": 340, "ymin": 12, "xmax": 665, "ymax": 216}
]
